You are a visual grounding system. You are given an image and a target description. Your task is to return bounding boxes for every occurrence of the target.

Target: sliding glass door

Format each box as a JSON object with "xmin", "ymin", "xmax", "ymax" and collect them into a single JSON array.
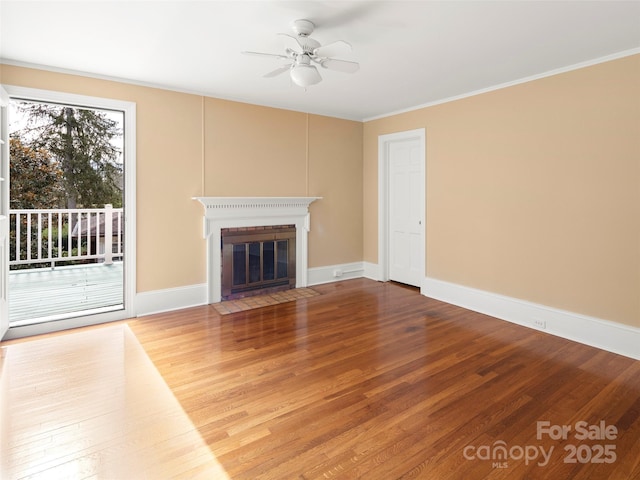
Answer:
[{"xmin": 2, "ymin": 86, "xmax": 135, "ymax": 337}]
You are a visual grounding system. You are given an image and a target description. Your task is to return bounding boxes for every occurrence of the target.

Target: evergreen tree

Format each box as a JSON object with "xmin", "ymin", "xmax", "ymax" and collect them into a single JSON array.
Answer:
[{"xmin": 14, "ymin": 102, "xmax": 123, "ymax": 208}]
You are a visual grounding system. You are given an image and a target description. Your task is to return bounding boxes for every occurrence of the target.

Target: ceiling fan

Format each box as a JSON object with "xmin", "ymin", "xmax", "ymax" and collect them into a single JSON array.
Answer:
[{"xmin": 242, "ymin": 19, "xmax": 359, "ymax": 88}]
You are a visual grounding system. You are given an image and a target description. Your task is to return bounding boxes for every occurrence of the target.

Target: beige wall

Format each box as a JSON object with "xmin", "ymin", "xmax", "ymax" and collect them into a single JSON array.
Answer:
[
  {"xmin": 1, "ymin": 64, "xmax": 363, "ymax": 291},
  {"xmin": 2, "ymin": 55, "xmax": 638, "ymax": 329},
  {"xmin": 202, "ymin": 98, "xmax": 363, "ymax": 267},
  {"xmin": 364, "ymin": 54, "xmax": 640, "ymax": 327},
  {"xmin": 307, "ymin": 114, "xmax": 363, "ymax": 266}
]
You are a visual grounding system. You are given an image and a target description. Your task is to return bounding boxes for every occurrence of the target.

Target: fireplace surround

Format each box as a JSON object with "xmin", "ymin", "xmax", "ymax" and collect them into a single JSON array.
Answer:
[{"xmin": 193, "ymin": 197, "xmax": 321, "ymax": 303}]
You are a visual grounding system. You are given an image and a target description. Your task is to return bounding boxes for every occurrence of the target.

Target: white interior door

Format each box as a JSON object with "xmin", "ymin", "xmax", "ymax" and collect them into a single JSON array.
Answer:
[
  {"xmin": 0, "ymin": 87, "xmax": 10, "ymax": 339},
  {"xmin": 384, "ymin": 131, "xmax": 425, "ymax": 287}
]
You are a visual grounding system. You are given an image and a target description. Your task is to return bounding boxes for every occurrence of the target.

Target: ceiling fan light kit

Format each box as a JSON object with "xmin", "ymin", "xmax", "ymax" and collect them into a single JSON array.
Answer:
[
  {"xmin": 243, "ymin": 19, "xmax": 359, "ymax": 88},
  {"xmin": 290, "ymin": 65, "xmax": 321, "ymax": 87}
]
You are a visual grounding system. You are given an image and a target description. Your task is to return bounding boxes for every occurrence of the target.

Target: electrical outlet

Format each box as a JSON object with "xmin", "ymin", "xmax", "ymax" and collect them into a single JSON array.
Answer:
[{"xmin": 533, "ymin": 318, "xmax": 546, "ymax": 330}]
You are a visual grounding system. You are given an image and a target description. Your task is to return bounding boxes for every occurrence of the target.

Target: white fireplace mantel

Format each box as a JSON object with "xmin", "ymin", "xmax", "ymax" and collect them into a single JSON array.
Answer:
[{"xmin": 193, "ymin": 197, "xmax": 321, "ymax": 303}]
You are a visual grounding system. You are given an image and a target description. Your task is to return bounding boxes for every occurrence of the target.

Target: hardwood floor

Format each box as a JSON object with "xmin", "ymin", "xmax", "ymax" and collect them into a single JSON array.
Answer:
[
  {"xmin": 1, "ymin": 324, "xmax": 228, "ymax": 479},
  {"xmin": 3, "ymin": 278, "xmax": 640, "ymax": 479}
]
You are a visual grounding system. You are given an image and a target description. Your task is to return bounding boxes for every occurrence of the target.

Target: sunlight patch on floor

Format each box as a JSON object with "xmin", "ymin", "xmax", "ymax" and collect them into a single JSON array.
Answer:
[{"xmin": 0, "ymin": 324, "xmax": 229, "ymax": 479}]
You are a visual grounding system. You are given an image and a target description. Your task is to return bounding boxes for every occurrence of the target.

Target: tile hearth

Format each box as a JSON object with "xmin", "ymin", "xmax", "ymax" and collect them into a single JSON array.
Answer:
[{"xmin": 211, "ymin": 288, "xmax": 320, "ymax": 315}]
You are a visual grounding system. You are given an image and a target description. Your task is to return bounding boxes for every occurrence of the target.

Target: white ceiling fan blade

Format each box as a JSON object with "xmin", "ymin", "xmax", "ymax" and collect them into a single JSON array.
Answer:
[
  {"xmin": 263, "ymin": 65, "xmax": 292, "ymax": 78},
  {"xmin": 319, "ymin": 58, "xmax": 359, "ymax": 74},
  {"xmin": 277, "ymin": 33, "xmax": 304, "ymax": 53},
  {"xmin": 242, "ymin": 51, "xmax": 289, "ymax": 60},
  {"xmin": 313, "ymin": 40, "xmax": 352, "ymax": 58}
]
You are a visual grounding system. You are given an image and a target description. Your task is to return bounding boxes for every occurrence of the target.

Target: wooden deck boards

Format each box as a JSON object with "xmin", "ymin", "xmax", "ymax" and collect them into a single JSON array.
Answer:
[{"xmin": 8, "ymin": 263, "xmax": 123, "ymax": 324}]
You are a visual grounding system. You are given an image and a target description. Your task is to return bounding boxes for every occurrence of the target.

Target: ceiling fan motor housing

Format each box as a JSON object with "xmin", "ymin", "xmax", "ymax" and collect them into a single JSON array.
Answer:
[
  {"xmin": 291, "ymin": 19, "xmax": 315, "ymax": 36},
  {"xmin": 291, "ymin": 19, "xmax": 320, "ymax": 54}
]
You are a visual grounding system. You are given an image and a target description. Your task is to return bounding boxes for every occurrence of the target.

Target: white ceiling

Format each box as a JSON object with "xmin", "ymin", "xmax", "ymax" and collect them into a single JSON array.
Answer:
[{"xmin": 1, "ymin": 1, "xmax": 639, "ymax": 121}]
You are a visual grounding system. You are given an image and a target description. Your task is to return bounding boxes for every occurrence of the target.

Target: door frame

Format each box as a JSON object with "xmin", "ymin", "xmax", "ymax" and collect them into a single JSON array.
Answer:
[
  {"xmin": 2, "ymin": 85, "xmax": 136, "ymax": 338},
  {"xmin": 377, "ymin": 128, "xmax": 426, "ymax": 290},
  {"xmin": 0, "ymin": 86, "xmax": 10, "ymax": 339}
]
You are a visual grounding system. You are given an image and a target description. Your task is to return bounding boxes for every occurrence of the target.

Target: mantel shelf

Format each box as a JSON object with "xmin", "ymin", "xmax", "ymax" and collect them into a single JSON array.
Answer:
[{"xmin": 193, "ymin": 197, "xmax": 321, "ymax": 212}]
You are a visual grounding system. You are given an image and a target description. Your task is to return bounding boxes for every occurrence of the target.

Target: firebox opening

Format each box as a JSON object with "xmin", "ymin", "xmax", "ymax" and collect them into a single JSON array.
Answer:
[{"xmin": 221, "ymin": 225, "xmax": 296, "ymax": 300}]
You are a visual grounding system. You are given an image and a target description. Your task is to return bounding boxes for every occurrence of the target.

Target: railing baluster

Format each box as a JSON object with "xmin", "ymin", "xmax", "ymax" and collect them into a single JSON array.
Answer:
[
  {"xmin": 47, "ymin": 212, "xmax": 53, "ymax": 265},
  {"xmin": 96, "ymin": 210, "xmax": 101, "ymax": 261},
  {"xmin": 57, "ymin": 212, "xmax": 62, "ymax": 267},
  {"xmin": 67, "ymin": 211, "xmax": 73, "ymax": 261},
  {"xmin": 26, "ymin": 213, "xmax": 32, "ymax": 262},
  {"xmin": 37, "ymin": 212, "xmax": 42, "ymax": 261},
  {"xmin": 86, "ymin": 211, "xmax": 91, "ymax": 258},
  {"xmin": 104, "ymin": 204, "xmax": 113, "ymax": 265},
  {"xmin": 15, "ymin": 213, "xmax": 20, "ymax": 262}
]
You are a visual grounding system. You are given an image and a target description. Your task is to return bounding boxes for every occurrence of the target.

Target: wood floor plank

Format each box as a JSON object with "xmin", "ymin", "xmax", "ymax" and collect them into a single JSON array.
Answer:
[{"xmin": 2, "ymin": 278, "xmax": 639, "ymax": 479}]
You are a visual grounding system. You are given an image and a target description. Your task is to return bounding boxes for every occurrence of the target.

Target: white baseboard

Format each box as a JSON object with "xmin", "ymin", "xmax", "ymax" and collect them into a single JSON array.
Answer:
[
  {"xmin": 423, "ymin": 277, "xmax": 640, "ymax": 360},
  {"xmin": 307, "ymin": 262, "xmax": 365, "ymax": 286},
  {"xmin": 363, "ymin": 261, "xmax": 381, "ymax": 281},
  {"xmin": 136, "ymin": 283, "xmax": 207, "ymax": 317}
]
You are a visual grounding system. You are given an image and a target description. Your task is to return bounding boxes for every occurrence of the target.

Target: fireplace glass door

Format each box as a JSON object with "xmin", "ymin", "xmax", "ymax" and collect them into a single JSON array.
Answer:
[{"xmin": 222, "ymin": 226, "xmax": 296, "ymax": 299}]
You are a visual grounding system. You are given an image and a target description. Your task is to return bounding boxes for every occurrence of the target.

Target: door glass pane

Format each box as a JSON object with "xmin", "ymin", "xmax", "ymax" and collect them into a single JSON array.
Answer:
[
  {"xmin": 232, "ymin": 244, "xmax": 246, "ymax": 286},
  {"xmin": 8, "ymin": 99, "xmax": 126, "ymax": 326},
  {"xmin": 277, "ymin": 240, "xmax": 288, "ymax": 279},
  {"xmin": 263, "ymin": 241, "xmax": 275, "ymax": 281},
  {"xmin": 248, "ymin": 242, "xmax": 261, "ymax": 283}
]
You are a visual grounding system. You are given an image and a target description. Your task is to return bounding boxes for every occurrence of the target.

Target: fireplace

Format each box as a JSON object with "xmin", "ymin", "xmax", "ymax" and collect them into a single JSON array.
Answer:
[
  {"xmin": 193, "ymin": 197, "xmax": 321, "ymax": 303},
  {"xmin": 221, "ymin": 225, "xmax": 296, "ymax": 299}
]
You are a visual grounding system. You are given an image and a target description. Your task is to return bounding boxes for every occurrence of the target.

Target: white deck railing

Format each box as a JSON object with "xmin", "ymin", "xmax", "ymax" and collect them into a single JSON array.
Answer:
[{"xmin": 9, "ymin": 205, "xmax": 123, "ymax": 268}]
